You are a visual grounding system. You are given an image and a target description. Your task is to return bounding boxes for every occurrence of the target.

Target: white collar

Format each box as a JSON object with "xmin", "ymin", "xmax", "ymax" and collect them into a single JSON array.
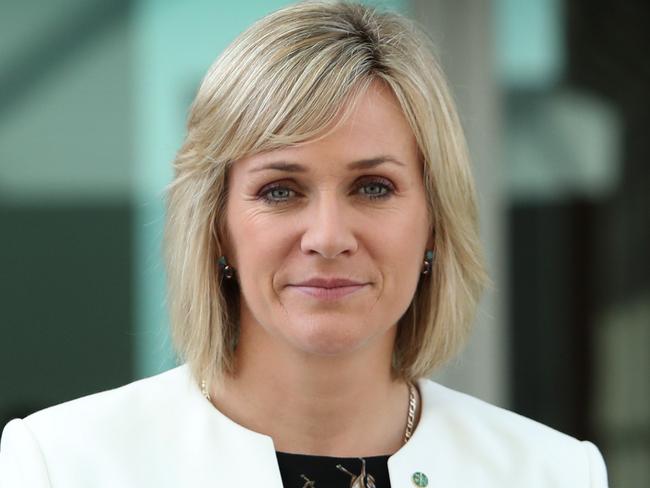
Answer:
[{"xmin": 177, "ymin": 365, "xmax": 444, "ymax": 487}]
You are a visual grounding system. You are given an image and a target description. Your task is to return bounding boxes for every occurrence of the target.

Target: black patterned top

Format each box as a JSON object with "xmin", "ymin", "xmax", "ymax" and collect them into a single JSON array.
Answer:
[{"xmin": 276, "ymin": 451, "xmax": 391, "ymax": 487}]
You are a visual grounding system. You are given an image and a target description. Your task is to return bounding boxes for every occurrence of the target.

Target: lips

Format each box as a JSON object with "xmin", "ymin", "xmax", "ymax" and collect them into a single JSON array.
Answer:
[
  {"xmin": 293, "ymin": 277, "xmax": 366, "ymax": 288},
  {"xmin": 287, "ymin": 277, "xmax": 368, "ymax": 300}
]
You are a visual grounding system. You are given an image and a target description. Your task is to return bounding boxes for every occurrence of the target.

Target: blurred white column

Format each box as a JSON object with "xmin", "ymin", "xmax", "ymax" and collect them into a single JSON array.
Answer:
[{"xmin": 412, "ymin": 0, "xmax": 508, "ymax": 407}]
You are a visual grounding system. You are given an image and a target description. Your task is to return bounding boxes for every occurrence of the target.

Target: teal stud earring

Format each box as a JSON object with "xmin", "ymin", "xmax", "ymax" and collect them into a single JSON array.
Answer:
[
  {"xmin": 412, "ymin": 471, "xmax": 429, "ymax": 487},
  {"xmin": 421, "ymin": 250, "xmax": 435, "ymax": 275},
  {"xmin": 218, "ymin": 256, "xmax": 235, "ymax": 279}
]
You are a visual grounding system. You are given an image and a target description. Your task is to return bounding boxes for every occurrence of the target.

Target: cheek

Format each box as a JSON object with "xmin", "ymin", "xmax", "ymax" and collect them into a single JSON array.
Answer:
[
  {"xmin": 226, "ymin": 203, "xmax": 274, "ymax": 265},
  {"xmin": 385, "ymin": 199, "xmax": 429, "ymax": 257},
  {"xmin": 227, "ymin": 210, "xmax": 294, "ymax": 292},
  {"xmin": 380, "ymin": 236, "xmax": 422, "ymax": 289},
  {"xmin": 375, "ymin": 201, "xmax": 430, "ymax": 296}
]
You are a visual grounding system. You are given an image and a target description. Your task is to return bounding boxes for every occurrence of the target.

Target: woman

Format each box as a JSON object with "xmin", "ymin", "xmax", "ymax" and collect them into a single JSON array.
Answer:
[{"xmin": 0, "ymin": 2, "xmax": 607, "ymax": 487}]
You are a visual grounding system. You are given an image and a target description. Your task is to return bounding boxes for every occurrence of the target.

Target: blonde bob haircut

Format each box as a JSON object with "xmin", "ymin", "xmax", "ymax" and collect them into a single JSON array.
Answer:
[{"xmin": 165, "ymin": 1, "xmax": 488, "ymax": 388}]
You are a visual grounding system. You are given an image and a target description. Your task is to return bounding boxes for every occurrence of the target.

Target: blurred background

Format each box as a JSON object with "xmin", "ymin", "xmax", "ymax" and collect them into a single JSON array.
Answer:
[{"xmin": 1, "ymin": 0, "xmax": 648, "ymax": 485}]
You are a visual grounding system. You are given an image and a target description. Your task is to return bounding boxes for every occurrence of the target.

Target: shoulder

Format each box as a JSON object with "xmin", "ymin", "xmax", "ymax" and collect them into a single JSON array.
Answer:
[
  {"xmin": 0, "ymin": 365, "xmax": 202, "ymax": 486},
  {"xmin": 23, "ymin": 365, "xmax": 193, "ymax": 436},
  {"xmin": 408, "ymin": 379, "xmax": 608, "ymax": 486},
  {"xmin": 418, "ymin": 377, "xmax": 574, "ymax": 443}
]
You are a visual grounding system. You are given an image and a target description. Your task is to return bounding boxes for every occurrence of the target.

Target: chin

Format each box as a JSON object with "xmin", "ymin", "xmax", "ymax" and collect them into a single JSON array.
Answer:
[
  {"xmin": 283, "ymin": 316, "xmax": 384, "ymax": 357},
  {"xmin": 294, "ymin": 336, "xmax": 366, "ymax": 358}
]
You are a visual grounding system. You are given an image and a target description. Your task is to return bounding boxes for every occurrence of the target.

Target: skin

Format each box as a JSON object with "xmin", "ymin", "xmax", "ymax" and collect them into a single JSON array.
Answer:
[{"xmin": 210, "ymin": 81, "xmax": 434, "ymax": 457}]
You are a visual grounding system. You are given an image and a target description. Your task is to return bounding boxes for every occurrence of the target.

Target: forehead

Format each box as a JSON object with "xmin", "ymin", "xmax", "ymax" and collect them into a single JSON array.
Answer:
[{"xmin": 235, "ymin": 82, "xmax": 419, "ymax": 173}]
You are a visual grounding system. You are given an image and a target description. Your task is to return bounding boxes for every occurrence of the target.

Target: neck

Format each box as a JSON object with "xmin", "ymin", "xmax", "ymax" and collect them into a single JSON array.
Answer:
[{"xmin": 208, "ymin": 310, "xmax": 412, "ymax": 457}]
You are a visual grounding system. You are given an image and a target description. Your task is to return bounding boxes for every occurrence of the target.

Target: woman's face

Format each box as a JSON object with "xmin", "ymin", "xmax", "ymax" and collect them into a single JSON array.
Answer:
[{"xmin": 225, "ymin": 82, "xmax": 433, "ymax": 359}]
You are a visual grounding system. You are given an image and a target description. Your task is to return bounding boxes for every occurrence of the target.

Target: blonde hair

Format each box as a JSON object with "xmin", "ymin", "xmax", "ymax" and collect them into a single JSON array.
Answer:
[{"xmin": 165, "ymin": 1, "xmax": 488, "ymax": 387}]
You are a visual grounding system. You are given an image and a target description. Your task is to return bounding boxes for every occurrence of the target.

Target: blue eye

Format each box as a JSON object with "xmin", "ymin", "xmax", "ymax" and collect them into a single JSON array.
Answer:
[
  {"xmin": 358, "ymin": 179, "xmax": 393, "ymax": 199},
  {"xmin": 259, "ymin": 185, "xmax": 296, "ymax": 205}
]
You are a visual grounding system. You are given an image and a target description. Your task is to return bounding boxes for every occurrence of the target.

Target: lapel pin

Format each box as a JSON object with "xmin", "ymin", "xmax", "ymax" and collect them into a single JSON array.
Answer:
[{"xmin": 412, "ymin": 471, "xmax": 428, "ymax": 487}]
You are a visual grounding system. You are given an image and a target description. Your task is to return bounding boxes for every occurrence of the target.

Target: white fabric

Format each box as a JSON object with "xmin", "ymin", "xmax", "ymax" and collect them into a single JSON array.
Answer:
[{"xmin": 0, "ymin": 365, "xmax": 608, "ymax": 487}]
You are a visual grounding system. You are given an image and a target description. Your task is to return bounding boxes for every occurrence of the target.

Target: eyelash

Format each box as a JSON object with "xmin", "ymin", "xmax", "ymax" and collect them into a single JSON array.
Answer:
[{"xmin": 257, "ymin": 177, "xmax": 395, "ymax": 206}]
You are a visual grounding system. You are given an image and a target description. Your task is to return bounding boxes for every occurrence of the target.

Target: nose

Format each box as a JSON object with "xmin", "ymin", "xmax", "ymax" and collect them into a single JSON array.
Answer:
[{"xmin": 300, "ymin": 191, "xmax": 358, "ymax": 259}]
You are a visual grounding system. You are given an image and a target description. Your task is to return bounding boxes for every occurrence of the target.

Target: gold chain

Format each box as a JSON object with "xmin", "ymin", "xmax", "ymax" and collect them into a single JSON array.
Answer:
[
  {"xmin": 200, "ymin": 379, "xmax": 419, "ymax": 445},
  {"xmin": 404, "ymin": 381, "xmax": 418, "ymax": 444}
]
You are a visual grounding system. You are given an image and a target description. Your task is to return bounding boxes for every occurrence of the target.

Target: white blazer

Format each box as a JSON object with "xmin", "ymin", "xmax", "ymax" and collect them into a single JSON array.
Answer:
[{"xmin": 0, "ymin": 365, "xmax": 608, "ymax": 487}]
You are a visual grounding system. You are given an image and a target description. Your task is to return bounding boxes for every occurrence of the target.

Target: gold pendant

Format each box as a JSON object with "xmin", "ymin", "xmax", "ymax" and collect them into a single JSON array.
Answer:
[
  {"xmin": 337, "ymin": 458, "xmax": 377, "ymax": 488},
  {"xmin": 300, "ymin": 474, "xmax": 316, "ymax": 488}
]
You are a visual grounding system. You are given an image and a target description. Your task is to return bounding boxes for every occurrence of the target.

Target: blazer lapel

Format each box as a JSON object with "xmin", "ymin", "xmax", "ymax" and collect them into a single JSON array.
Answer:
[{"xmin": 176, "ymin": 366, "xmax": 284, "ymax": 487}]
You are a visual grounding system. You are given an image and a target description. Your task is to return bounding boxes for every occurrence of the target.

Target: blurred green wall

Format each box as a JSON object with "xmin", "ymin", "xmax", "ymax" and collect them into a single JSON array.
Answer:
[{"xmin": 0, "ymin": 0, "xmax": 134, "ymax": 422}]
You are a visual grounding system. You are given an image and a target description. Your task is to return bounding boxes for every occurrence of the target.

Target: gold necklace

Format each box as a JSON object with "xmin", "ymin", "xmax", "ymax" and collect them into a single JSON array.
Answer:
[{"xmin": 200, "ymin": 380, "xmax": 419, "ymax": 445}]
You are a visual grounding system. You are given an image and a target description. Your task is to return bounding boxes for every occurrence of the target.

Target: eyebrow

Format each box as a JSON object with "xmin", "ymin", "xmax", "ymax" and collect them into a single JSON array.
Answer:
[{"xmin": 248, "ymin": 156, "xmax": 405, "ymax": 173}]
